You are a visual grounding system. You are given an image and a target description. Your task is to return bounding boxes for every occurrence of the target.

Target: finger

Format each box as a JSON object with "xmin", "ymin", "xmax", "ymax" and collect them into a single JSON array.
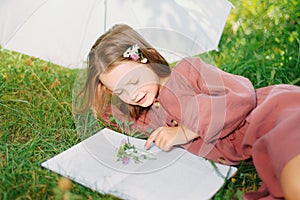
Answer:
[
  {"xmin": 144, "ymin": 127, "xmax": 161, "ymax": 149},
  {"xmin": 155, "ymin": 133, "xmax": 169, "ymax": 151},
  {"xmin": 144, "ymin": 135, "xmax": 156, "ymax": 150},
  {"xmin": 161, "ymin": 138, "xmax": 172, "ymax": 152},
  {"xmin": 144, "ymin": 131, "xmax": 159, "ymax": 149},
  {"xmin": 163, "ymin": 145, "xmax": 172, "ymax": 152}
]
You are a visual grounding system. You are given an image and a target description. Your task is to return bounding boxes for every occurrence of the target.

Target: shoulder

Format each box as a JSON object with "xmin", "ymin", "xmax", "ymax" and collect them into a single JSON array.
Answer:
[
  {"xmin": 173, "ymin": 57, "xmax": 213, "ymax": 74},
  {"xmin": 173, "ymin": 57, "xmax": 201, "ymax": 70},
  {"xmin": 166, "ymin": 57, "xmax": 205, "ymax": 91},
  {"xmin": 172, "ymin": 57, "xmax": 213, "ymax": 80}
]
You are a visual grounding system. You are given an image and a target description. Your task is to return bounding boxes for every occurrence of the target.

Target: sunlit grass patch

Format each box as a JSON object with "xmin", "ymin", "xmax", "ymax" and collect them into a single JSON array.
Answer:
[{"xmin": 0, "ymin": 49, "xmax": 112, "ymax": 199}]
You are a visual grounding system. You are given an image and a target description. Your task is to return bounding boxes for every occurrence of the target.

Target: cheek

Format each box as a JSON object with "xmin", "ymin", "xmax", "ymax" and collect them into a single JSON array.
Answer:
[
  {"xmin": 147, "ymin": 84, "xmax": 159, "ymax": 93},
  {"xmin": 118, "ymin": 91, "xmax": 131, "ymax": 103}
]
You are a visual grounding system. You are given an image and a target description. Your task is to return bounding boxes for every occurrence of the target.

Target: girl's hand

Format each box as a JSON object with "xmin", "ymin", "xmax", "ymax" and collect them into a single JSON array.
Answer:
[{"xmin": 144, "ymin": 126, "xmax": 198, "ymax": 151}]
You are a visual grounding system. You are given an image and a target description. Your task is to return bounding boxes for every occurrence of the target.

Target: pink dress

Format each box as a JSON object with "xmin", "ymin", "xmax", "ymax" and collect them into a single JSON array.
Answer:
[{"xmin": 111, "ymin": 57, "xmax": 300, "ymax": 199}]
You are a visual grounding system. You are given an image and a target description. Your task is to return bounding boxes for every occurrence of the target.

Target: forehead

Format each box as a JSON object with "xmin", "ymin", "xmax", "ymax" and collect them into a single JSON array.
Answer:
[{"xmin": 100, "ymin": 62, "xmax": 154, "ymax": 89}]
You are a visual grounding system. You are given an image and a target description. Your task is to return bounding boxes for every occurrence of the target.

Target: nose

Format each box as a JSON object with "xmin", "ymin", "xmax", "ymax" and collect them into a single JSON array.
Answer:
[
  {"xmin": 130, "ymin": 85, "xmax": 144, "ymax": 103},
  {"xmin": 131, "ymin": 92, "xmax": 138, "ymax": 102}
]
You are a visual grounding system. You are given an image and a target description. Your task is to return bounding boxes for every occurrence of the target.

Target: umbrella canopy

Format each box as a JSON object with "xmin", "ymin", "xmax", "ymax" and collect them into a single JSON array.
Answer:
[{"xmin": 0, "ymin": 0, "xmax": 232, "ymax": 68}]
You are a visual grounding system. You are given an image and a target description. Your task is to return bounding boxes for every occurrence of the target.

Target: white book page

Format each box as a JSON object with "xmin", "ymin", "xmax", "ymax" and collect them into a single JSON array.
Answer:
[{"xmin": 42, "ymin": 128, "xmax": 237, "ymax": 200}]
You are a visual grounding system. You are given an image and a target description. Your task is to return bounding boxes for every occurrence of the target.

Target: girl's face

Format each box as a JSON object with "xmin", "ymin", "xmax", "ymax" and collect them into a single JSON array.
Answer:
[{"xmin": 100, "ymin": 62, "xmax": 160, "ymax": 107}]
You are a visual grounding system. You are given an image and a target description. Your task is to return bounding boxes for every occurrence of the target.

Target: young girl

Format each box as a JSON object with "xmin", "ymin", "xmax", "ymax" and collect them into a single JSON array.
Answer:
[{"xmin": 77, "ymin": 24, "xmax": 300, "ymax": 199}]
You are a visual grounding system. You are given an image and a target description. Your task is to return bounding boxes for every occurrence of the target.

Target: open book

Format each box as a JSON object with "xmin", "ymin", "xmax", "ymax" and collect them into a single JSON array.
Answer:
[{"xmin": 42, "ymin": 128, "xmax": 237, "ymax": 200}]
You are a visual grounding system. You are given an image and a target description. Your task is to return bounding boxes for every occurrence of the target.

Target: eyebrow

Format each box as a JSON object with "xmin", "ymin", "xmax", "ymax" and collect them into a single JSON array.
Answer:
[{"xmin": 112, "ymin": 89, "xmax": 123, "ymax": 95}]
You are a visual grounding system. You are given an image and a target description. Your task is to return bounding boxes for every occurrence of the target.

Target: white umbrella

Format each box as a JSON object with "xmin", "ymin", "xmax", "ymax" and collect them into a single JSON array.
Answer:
[
  {"xmin": 0, "ymin": 0, "xmax": 232, "ymax": 68},
  {"xmin": 1, "ymin": 2, "xmax": 236, "ymax": 197}
]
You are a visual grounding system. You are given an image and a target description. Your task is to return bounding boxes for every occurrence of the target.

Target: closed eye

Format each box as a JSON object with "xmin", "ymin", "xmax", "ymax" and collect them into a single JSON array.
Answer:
[
  {"xmin": 112, "ymin": 89, "xmax": 123, "ymax": 96},
  {"xmin": 128, "ymin": 77, "xmax": 139, "ymax": 85}
]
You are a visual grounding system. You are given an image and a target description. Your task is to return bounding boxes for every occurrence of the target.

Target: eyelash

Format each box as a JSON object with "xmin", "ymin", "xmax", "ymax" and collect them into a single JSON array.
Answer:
[
  {"xmin": 113, "ymin": 89, "xmax": 123, "ymax": 96},
  {"xmin": 129, "ymin": 77, "xmax": 139, "ymax": 85},
  {"xmin": 112, "ymin": 78, "xmax": 139, "ymax": 95}
]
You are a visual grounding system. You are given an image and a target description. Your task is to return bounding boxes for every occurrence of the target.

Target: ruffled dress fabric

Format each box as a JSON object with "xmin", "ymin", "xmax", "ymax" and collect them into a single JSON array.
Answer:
[{"xmin": 109, "ymin": 57, "xmax": 300, "ymax": 199}]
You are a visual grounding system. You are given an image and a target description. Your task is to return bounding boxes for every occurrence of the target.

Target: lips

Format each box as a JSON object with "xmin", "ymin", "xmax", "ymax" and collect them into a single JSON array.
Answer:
[{"xmin": 135, "ymin": 93, "xmax": 147, "ymax": 104}]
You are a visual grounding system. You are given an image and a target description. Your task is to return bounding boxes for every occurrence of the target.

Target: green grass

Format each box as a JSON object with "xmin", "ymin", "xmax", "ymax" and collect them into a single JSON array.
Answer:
[{"xmin": 0, "ymin": 0, "xmax": 299, "ymax": 199}]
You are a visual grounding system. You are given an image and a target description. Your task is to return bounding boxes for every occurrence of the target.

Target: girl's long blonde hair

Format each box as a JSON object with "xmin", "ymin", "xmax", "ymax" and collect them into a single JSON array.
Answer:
[{"xmin": 76, "ymin": 24, "xmax": 171, "ymax": 120}]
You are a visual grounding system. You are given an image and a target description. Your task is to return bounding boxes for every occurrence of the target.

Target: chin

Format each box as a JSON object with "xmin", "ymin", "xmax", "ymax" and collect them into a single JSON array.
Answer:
[
  {"xmin": 139, "ymin": 101, "xmax": 152, "ymax": 107},
  {"xmin": 140, "ymin": 96, "xmax": 155, "ymax": 107}
]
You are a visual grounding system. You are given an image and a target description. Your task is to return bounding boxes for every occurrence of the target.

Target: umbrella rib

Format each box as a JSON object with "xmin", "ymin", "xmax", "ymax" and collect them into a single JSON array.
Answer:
[
  {"xmin": 77, "ymin": 0, "xmax": 100, "ymax": 65},
  {"xmin": 104, "ymin": 0, "xmax": 108, "ymax": 31},
  {"xmin": 4, "ymin": 0, "xmax": 50, "ymax": 46}
]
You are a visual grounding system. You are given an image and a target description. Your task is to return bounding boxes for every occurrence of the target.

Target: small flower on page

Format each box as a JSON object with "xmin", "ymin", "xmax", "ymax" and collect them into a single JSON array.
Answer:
[
  {"xmin": 116, "ymin": 137, "xmax": 155, "ymax": 165},
  {"xmin": 121, "ymin": 138, "xmax": 127, "ymax": 145},
  {"xmin": 122, "ymin": 156, "xmax": 130, "ymax": 165}
]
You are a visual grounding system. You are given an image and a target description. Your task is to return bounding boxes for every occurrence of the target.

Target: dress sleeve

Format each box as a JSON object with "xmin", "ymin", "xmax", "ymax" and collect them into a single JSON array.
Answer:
[{"xmin": 176, "ymin": 58, "xmax": 256, "ymax": 143}]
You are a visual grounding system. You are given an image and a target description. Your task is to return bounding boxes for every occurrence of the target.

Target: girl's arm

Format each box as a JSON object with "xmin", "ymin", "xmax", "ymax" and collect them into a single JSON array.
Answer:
[
  {"xmin": 146, "ymin": 57, "xmax": 257, "ymax": 151},
  {"xmin": 144, "ymin": 125, "xmax": 198, "ymax": 151},
  {"xmin": 174, "ymin": 57, "xmax": 257, "ymax": 143}
]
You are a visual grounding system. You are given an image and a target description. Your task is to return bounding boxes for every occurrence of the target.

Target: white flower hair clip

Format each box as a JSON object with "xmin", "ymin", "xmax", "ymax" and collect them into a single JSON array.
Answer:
[{"xmin": 123, "ymin": 44, "xmax": 148, "ymax": 63}]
